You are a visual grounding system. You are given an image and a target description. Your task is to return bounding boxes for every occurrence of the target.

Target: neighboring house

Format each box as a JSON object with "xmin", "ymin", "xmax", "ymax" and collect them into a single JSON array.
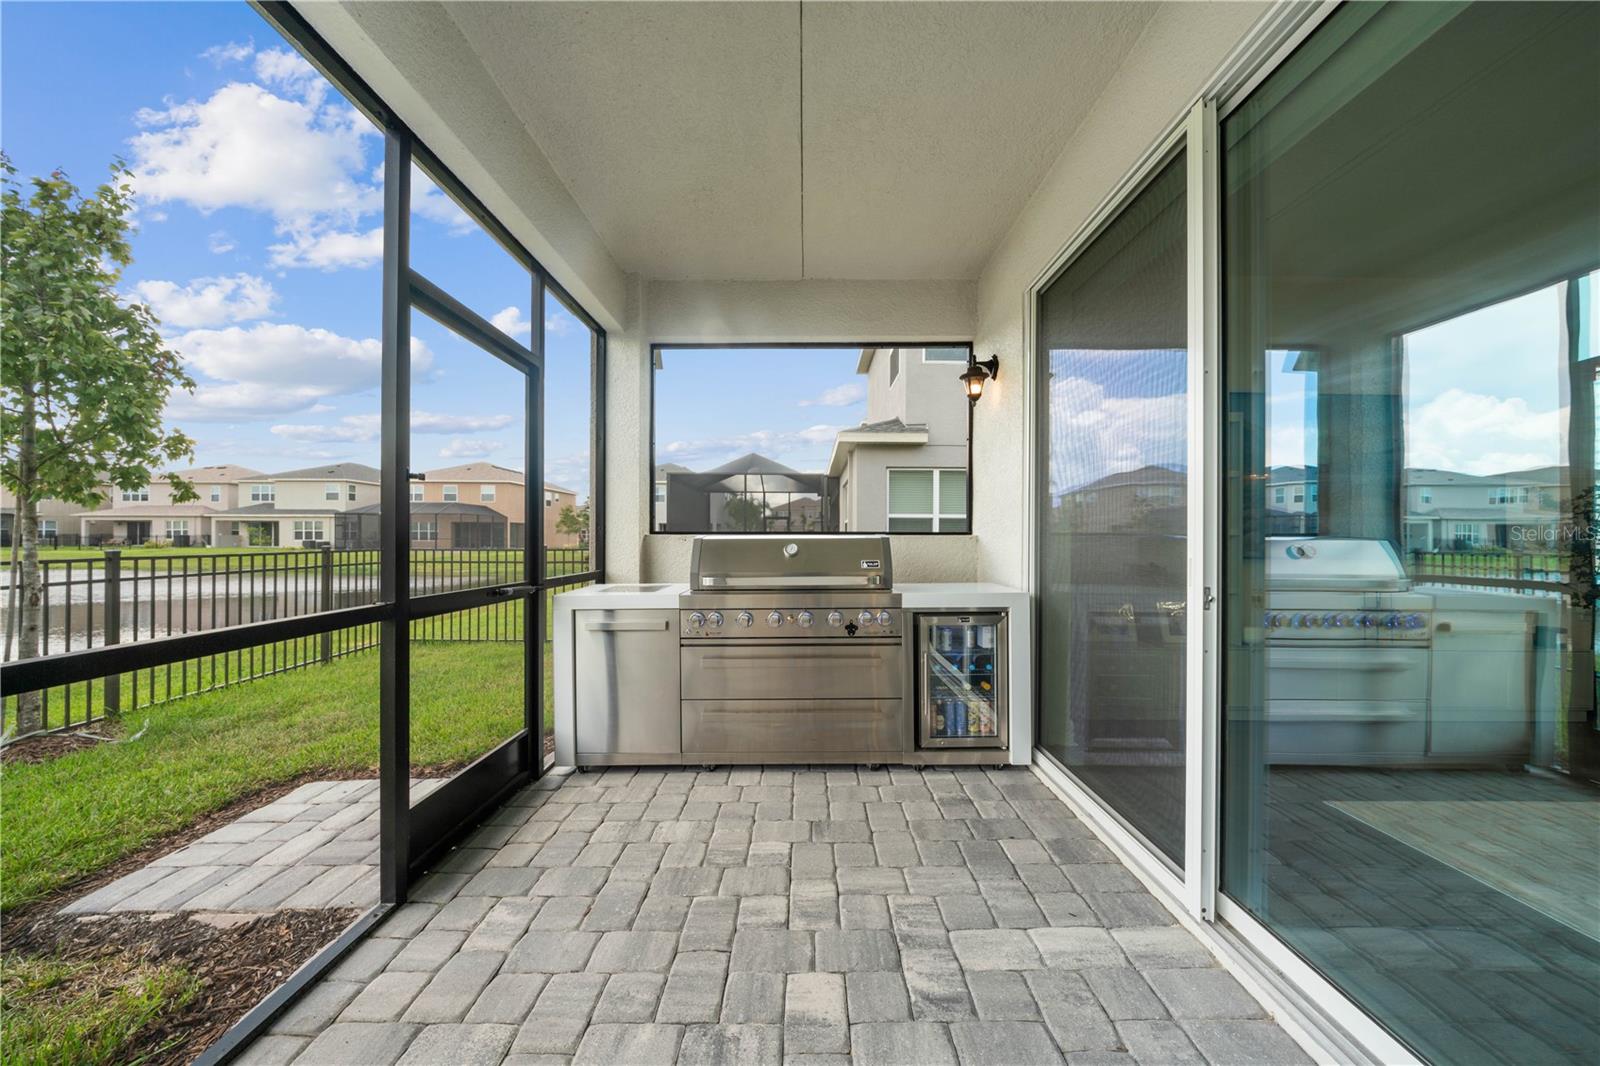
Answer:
[
  {"xmin": 830, "ymin": 346, "xmax": 970, "ymax": 532},
  {"xmin": 74, "ymin": 464, "xmax": 263, "ymax": 546},
  {"xmin": 1265, "ymin": 464, "xmax": 1561, "ymax": 550},
  {"xmin": 1401, "ymin": 466, "xmax": 1560, "ymax": 552},
  {"xmin": 1057, "ymin": 465, "xmax": 1186, "ymax": 535},
  {"xmin": 413, "ymin": 462, "xmax": 527, "ymax": 548},
  {"xmin": 653, "ymin": 463, "xmax": 691, "ymax": 532},
  {"xmin": 659, "ymin": 453, "xmax": 830, "ymax": 532},
  {"xmin": 542, "ymin": 483, "xmax": 581, "ymax": 548},
  {"xmin": 0, "ymin": 488, "xmax": 108, "ymax": 546},
  {"xmin": 208, "ymin": 463, "xmax": 381, "ymax": 548}
]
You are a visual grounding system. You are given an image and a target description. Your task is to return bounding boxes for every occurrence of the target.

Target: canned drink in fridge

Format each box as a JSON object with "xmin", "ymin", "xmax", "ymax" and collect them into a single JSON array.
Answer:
[{"xmin": 951, "ymin": 701, "xmax": 968, "ymax": 736}]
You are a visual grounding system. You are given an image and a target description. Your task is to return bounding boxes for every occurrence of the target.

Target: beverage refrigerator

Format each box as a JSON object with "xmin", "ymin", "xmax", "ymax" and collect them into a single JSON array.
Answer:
[{"xmin": 916, "ymin": 613, "xmax": 1008, "ymax": 749}]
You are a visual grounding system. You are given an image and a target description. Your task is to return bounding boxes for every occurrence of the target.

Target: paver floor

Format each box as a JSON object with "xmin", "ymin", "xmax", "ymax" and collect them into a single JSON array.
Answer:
[
  {"xmin": 63, "ymin": 779, "xmax": 444, "ymax": 915},
  {"xmin": 239, "ymin": 766, "xmax": 1308, "ymax": 1065}
]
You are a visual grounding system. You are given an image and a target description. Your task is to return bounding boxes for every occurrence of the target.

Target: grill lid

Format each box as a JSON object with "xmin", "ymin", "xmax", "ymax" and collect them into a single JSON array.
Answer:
[
  {"xmin": 689, "ymin": 535, "xmax": 893, "ymax": 591},
  {"xmin": 1266, "ymin": 537, "xmax": 1409, "ymax": 592}
]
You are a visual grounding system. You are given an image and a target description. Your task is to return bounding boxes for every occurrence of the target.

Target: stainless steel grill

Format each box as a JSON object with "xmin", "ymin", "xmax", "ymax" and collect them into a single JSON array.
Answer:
[{"xmin": 679, "ymin": 535, "xmax": 905, "ymax": 761}]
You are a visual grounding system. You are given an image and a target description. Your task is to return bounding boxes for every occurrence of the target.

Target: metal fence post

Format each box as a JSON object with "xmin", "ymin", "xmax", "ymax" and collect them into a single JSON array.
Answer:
[
  {"xmin": 321, "ymin": 545, "xmax": 334, "ymax": 665},
  {"xmin": 104, "ymin": 549, "xmax": 121, "ymax": 716}
]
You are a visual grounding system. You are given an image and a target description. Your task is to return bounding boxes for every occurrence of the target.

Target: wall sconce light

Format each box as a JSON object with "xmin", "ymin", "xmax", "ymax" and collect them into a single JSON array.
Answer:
[{"xmin": 961, "ymin": 353, "xmax": 1000, "ymax": 403}]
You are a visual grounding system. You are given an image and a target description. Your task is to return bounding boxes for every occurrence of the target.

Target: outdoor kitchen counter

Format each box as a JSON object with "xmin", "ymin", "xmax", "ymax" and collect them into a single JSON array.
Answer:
[{"xmin": 553, "ymin": 581, "xmax": 1032, "ymax": 766}]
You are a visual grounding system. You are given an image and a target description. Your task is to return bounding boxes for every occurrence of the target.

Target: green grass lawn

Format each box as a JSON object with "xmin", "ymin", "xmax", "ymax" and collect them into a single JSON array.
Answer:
[
  {"xmin": 0, "ymin": 955, "xmax": 198, "ymax": 1066},
  {"xmin": 2, "ymin": 639, "xmax": 544, "ymax": 912}
]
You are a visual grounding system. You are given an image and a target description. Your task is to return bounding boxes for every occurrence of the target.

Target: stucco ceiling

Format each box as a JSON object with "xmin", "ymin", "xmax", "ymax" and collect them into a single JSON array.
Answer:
[{"xmin": 441, "ymin": 2, "xmax": 1157, "ymax": 282}]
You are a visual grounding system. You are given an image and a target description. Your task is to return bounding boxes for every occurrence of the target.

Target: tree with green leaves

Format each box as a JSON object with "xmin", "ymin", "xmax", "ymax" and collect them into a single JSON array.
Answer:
[
  {"xmin": 724, "ymin": 493, "xmax": 767, "ymax": 532},
  {"xmin": 1, "ymin": 157, "xmax": 197, "ymax": 733},
  {"xmin": 555, "ymin": 502, "xmax": 589, "ymax": 542}
]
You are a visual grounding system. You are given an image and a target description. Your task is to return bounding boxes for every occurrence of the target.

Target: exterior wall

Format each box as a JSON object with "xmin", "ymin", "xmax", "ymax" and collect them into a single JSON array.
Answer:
[
  {"xmin": 845, "ymin": 443, "xmax": 969, "ymax": 531},
  {"xmin": 269, "ymin": 480, "xmax": 381, "ymax": 511},
  {"xmin": 542, "ymin": 487, "xmax": 579, "ymax": 547},
  {"xmin": 971, "ymin": 1, "xmax": 1271, "ymax": 587}
]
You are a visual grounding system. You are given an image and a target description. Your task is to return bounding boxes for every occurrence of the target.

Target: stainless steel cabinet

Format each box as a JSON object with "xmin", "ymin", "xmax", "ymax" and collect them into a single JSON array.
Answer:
[{"xmin": 575, "ymin": 610, "xmax": 681, "ymax": 758}]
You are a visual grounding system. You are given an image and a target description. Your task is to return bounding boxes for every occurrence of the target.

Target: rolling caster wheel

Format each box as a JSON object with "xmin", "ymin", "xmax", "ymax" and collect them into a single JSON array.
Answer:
[
  {"xmin": 574, "ymin": 765, "xmax": 589, "ymax": 774},
  {"xmin": 700, "ymin": 764, "xmax": 717, "ymax": 773},
  {"xmin": 994, "ymin": 763, "xmax": 1007, "ymax": 771}
]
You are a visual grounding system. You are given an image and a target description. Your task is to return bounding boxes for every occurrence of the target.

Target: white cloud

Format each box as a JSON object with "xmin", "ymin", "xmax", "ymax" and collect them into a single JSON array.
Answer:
[
  {"xmin": 411, "ymin": 165, "xmax": 476, "ymax": 235},
  {"xmin": 658, "ymin": 424, "xmax": 848, "ymax": 473},
  {"xmin": 168, "ymin": 323, "xmax": 431, "ymax": 421},
  {"xmin": 1405, "ymin": 388, "xmax": 1562, "ymax": 476},
  {"xmin": 200, "ymin": 40, "xmax": 253, "ymax": 66},
  {"xmin": 440, "ymin": 438, "xmax": 501, "ymax": 459},
  {"xmin": 130, "ymin": 82, "xmax": 379, "ymax": 267},
  {"xmin": 253, "ymin": 47, "xmax": 326, "ymax": 107},
  {"xmin": 1046, "ymin": 374, "xmax": 1186, "ymax": 495},
  {"xmin": 798, "ymin": 382, "xmax": 865, "ymax": 408},
  {"xmin": 132, "ymin": 273, "xmax": 276, "ymax": 329},
  {"xmin": 133, "ymin": 83, "xmax": 376, "ymax": 223},
  {"xmin": 545, "ymin": 312, "xmax": 575, "ymax": 337},
  {"xmin": 414, "ymin": 412, "xmax": 515, "ymax": 434},
  {"xmin": 268, "ymin": 226, "xmax": 383, "ymax": 270},
  {"xmin": 270, "ymin": 410, "xmax": 515, "ymax": 443},
  {"xmin": 207, "ymin": 230, "xmax": 236, "ymax": 255},
  {"xmin": 491, "ymin": 306, "xmax": 530, "ymax": 339}
]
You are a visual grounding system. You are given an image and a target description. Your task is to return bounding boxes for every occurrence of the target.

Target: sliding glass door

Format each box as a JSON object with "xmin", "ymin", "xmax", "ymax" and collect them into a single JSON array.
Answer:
[
  {"xmin": 1037, "ymin": 151, "xmax": 1190, "ymax": 868},
  {"xmin": 1219, "ymin": 3, "xmax": 1599, "ymax": 1062}
]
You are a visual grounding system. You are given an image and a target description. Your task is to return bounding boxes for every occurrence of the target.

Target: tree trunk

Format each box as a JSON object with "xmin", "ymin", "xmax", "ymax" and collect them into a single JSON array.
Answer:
[{"xmin": 15, "ymin": 390, "xmax": 44, "ymax": 734}]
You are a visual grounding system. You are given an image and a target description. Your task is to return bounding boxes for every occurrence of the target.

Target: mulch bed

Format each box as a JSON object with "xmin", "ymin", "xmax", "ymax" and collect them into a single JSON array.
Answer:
[
  {"xmin": 4, "ymin": 908, "xmax": 358, "ymax": 1066},
  {"xmin": 1, "ymin": 728, "xmax": 120, "ymax": 764}
]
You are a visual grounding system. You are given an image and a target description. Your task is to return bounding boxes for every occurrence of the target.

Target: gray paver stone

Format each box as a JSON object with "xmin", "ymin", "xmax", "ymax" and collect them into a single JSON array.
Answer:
[
  {"xmin": 948, "ymin": 1021, "xmax": 1065, "ymax": 1066},
  {"xmin": 845, "ymin": 971, "xmax": 911, "ymax": 1023},
  {"xmin": 593, "ymin": 972, "xmax": 667, "ymax": 1023},
  {"xmin": 678, "ymin": 1022, "xmax": 782, "ymax": 1066},
  {"xmin": 721, "ymin": 971, "xmax": 787, "ymax": 1023},
  {"xmin": 294, "ymin": 1022, "xmax": 420, "ymax": 1065},
  {"xmin": 396, "ymin": 1022, "xmax": 515, "ymax": 1065},
  {"xmin": 465, "ymin": 973, "xmax": 549, "ymax": 1024},
  {"xmin": 849, "ymin": 1021, "xmax": 958, "ymax": 1065},
  {"xmin": 341, "ymin": 972, "xmax": 432, "ymax": 1023},
  {"xmin": 785, "ymin": 972, "xmax": 848, "ymax": 1053},
  {"xmin": 571, "ymin": 1022, "xmax": 684, "ymax": 1065}
]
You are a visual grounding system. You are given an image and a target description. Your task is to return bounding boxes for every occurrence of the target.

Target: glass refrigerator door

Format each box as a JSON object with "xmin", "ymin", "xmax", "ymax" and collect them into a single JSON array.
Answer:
[{"xmin": 921, "ymin": 615, "xmax": 1005, "ymax": 747}]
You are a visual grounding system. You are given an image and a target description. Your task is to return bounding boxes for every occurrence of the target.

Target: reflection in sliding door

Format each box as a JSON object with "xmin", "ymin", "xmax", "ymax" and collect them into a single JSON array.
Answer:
[{"xmin": 1037, "ymin": 151, "xmax": 1189, "ymax": 867}]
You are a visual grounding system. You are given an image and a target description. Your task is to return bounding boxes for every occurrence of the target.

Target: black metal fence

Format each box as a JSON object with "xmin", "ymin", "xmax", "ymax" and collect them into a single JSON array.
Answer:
[{"xmin": 1, "ymin": 545, "xmax": 592, "ymax": 734}]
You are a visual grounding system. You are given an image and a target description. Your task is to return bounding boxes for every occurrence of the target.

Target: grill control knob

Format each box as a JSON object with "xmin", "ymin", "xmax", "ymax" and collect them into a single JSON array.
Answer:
[
  {"xmin": 858, "ymin": 610, "xmax": 875, "ymax": 627},
  {"xmin": 766, "ymin": 610, "xmax": 784, "ymax": 628},
  {"xmin": 707, "ymin": 611, "xmax": 724, "ymax": 629},
  {"xmin": 827, "ymin": 610, "xmax": 844, "ymax": 627},
  {"xmin": 1405, "ymin": 613, "xmax": 1424, "ymax": 630},
  {"xmin": 876, "ymin": 610, "xmax": 894, "ymax": 628},
  {"xmin": 688, "ymin": 611, "xmax": 706, "ymax": 629},
  {"xmin": 735, "ymin": 611, "xmax": 754, "ymax": 628},
  {"xmin": 796, "ymin": 610, "xmax": 814, "ymax": 628}
]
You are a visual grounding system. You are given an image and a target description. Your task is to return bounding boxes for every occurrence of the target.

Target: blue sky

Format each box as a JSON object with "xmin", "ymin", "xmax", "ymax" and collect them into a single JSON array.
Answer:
[
  {"xmin": 2, "ymin": 1, "xmax": 594, "ymax": 496},
  {"xmin": 654, "ymin": 347, "xmax": 868, "ymax": 473}
]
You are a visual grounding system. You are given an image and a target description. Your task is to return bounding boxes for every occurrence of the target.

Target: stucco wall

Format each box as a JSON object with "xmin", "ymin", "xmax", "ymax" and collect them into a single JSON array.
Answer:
[{"xmin": 969, "ymin": 1, "xmax": 1271, "ymax": 589}]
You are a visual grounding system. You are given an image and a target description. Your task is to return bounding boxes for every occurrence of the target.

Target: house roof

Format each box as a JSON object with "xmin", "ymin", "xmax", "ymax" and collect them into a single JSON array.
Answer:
[
  {"xmin": 78, "ymin": 503, "xmax": 223, "ymax": 518},
  {"xmin": 707, "ymin": 453, "xmax": 804, "ymax": 476},
  {"xmin": 423, "ymin": 462, "xmax": 523, "ymax": 485},
  {"xmin": 826, "ymin": 418, "xmax": 932, "ymax": 476},
  {"xmin": 655, "ymin": 463, "xmax": 693, "ymax": 478},
  {"xmin": 1069, "ymin": 465, "xmax": 1185, "ymax": 493},
  {"xmin": 266, "ymin": 462, "xmax": 382, "ymax": 483},
  {"xmin": 168, "ymin": 464, "xmax": 265, "ymax": 483},
  {"xmin": 543, "ymin": 483, "xmax": 577, "ymax": 496},
  {"xmin": 350, "ymin": 502, "xmax": 502, "ymax": 517},
  {"xmin": 209, "ymin": 504, "xmax": 346, "ymax": 517}
]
